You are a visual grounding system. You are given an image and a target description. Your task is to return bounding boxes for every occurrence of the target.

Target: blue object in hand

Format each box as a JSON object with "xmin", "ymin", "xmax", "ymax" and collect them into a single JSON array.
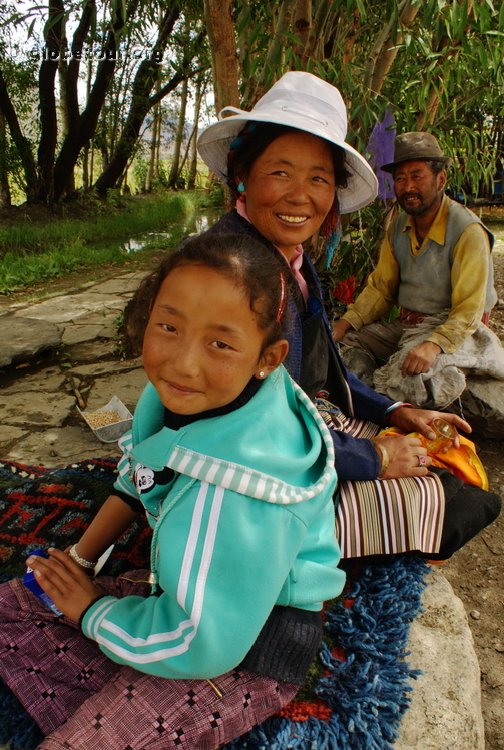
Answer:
[{"xmin": 23, "ymin": 548, "xmax": 62, "ymax": 616}]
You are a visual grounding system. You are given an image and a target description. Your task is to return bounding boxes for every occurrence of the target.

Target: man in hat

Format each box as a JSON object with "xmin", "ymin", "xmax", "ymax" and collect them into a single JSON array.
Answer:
[{"xmin": 332, "ymin": 131, "xmax": 504, "ymax": 409}]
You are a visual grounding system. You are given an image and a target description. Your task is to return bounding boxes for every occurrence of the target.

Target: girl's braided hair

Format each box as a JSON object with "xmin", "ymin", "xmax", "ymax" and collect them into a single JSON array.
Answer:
[{"xmin": 126, "ymin": 232, "xmax": 292, "ymax": 356}]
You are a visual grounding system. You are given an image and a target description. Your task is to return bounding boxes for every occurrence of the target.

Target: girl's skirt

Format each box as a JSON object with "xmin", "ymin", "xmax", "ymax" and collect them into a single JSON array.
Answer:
[{"xmin": 0, "ymin": 572, "xmax": 297, "ymax": 750}]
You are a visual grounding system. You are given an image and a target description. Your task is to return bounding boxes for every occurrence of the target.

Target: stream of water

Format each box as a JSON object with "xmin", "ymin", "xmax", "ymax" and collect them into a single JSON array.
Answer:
[
  {"xmin": 489, "ymin": 222, "xmax": 504, "ymax": 253},
  {"xmin": 120, "ymin": 211, "xmax": 504, "ymax": 256},
  {"xmin": 121, "ymin": 209, "xmax": 224, "ymax": 254}
]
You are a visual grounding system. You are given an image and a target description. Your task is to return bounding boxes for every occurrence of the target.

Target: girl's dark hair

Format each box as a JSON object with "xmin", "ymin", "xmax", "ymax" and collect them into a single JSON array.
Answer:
[
  {"xmin": 128, "ymin": 233, "xmax": 291, "ymax": 354},
  {"xmin": 226, "ymin": 122, "xmax": 351, "ymax": 200}
]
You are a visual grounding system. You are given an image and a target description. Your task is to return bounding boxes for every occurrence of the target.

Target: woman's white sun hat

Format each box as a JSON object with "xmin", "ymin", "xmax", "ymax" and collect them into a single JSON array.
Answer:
[{"xmin": 197, "ymin": 71, "xmax": 378, "ymax": 214}]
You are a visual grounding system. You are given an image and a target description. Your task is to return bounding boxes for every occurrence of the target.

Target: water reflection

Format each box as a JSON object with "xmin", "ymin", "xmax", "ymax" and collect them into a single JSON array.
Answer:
[
  {"xmin": 122, "ymin": 213, "xmax": 504, "ymax": 255},
  {"xmin": 122, "ymin": 210, "xmax": 223, "ymax": 254},
  {"xmin": 490, "ymin": 223, "xmax": 504, "ymax": 254}
]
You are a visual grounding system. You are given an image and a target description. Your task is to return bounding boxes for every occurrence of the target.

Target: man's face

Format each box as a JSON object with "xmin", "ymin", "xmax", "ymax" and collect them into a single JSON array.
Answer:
[{"xmin": 393, "ymin": 160, "xmax": 446, "ymax": 217}]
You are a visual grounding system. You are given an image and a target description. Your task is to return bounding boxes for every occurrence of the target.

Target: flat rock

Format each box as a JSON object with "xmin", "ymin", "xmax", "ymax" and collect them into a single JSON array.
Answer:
[
  {"xmin": 0, "ymin": 390, "xmax": 75, "ymax": 428},
  {"xmin": 3, "ymin": 424, "xmax": 120, "ymax": 466},
  {"xmin": 64, "ymin": 340, "xmax": 117, "ymax": 362},
  {"xmin": 0, "ymin": 425, "xmax": 29, "ymax": 454},
  {"xmin": 62, "ymin": 323, "xmax": 114, "ymax": 345},
  {"xmin": 461, "ymin": 378, "xmax": 504, "ymax": 438},
  {"xmin": 70, "ymin": 357, "xmax": 143, "ymax": 378},
  {"xmin": 395, "ymin": 570, "xmax": 484, "ymax": 749},
  {"xmin": 0, "ymin": 316, "xmax": 62, "ymax": 367},
  {"xmin": 83, "ymin": 368, "xmax": 147, "ymax": 412},
  {"xmin": 10, "ymin": 294, "xmax": 107, "ymax": 323},
  {"xmin": 1, "ymin": 367, "xmax": 66, "ymax": 395},
  {"xmin": 90, "ymin": 272, "xmax": 147, "ymax": 296}
]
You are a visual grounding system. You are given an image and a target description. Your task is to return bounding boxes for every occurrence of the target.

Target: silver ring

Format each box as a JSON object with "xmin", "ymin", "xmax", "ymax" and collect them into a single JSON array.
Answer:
[{"xmin": 418, "ymin": 455, "xmax": 427, "ymax": 467}]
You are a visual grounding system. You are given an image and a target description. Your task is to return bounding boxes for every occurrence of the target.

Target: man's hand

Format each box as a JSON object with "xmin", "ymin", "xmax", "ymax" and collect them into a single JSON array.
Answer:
[
  {"xmin": 401, "ymin": 341, "xmax": 442, "ymax": 377},
  {"xmin": 25, "ymin": 547, "xmax": 105, "ymax": 622},
  {"xmin": 332, "ymin": 319, "xmax": 352, "ymax": 341}
]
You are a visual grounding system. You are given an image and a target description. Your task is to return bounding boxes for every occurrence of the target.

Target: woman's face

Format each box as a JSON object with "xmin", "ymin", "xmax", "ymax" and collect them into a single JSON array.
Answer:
[{"xmin": 241, "ymin": 130, "xmax": 336, "ymax": 261}]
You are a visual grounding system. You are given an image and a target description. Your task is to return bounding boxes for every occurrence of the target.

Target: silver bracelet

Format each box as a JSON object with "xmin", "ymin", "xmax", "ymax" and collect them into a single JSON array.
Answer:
[{"xmin": 69, "ymin": 544, "xmax": 96, "ymax": 569}]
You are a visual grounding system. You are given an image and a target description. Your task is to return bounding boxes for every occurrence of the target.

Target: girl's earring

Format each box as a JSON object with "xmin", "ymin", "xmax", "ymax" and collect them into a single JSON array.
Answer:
[
  {"xmin": 237, "ymin": 181, "xmax": 246, "ymax": 194},
  {"xmin": 258, "ymin": 370, "xmax": 266, "ymax": 379}
]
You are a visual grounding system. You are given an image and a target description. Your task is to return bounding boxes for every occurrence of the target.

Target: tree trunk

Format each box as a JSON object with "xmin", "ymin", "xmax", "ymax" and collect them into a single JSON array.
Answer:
[
  {"xmin": 93, "ymin": 2, "xmax": 182, "ymax": 196},
  {"xmin": 204, "ymin": 0, "xmax": 240, "ymax": 113},
  {"xmin": 0, "ymin": 67, "xmax": 39, "ymax": 201},
  {"xmin": 363, "ymin": 0, "xmax": 420, "ymax": 95},
  {"xmin": 93, "ymin": 69, "xmax": 186, "ymax": 194},
  {"xmin": 187, "ymin": 76, "xmax": 205, "ymax": 189},
  {"xmin": 302, "ymin": 0, "xmax": 331, "ymax": 62},
  {"xmin": 82, "ymin": 56, "xmax": 94, "ymax": 189},
  {"xmin": 51, "ymin": 0, "xmax": 143, "ymax": 202},
  {"xmin": 36, "ymin": 0, "xmax": 65, "ymax": 203},
  {"xmin": 146, "ymin": 98, "xmax": 161, "ymax": 192},
  {"xmin": 0, "ymin": 111, "xmax": 12, "ymax": 208},
  {"xmin": 252, "ymin": 0, "xmax": 298, "ymax": 99},
  {"xmin": 168, "ymin": 78, "xmax": 188, "ymax": 188},
  {"xmin": 293, "ymin": 0, "xmax": 312, "ymax": 64}
]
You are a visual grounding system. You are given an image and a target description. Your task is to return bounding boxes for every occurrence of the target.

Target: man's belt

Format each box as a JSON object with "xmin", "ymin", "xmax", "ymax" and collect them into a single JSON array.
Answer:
[{"xmin": 399, "ymin": 307, "xmax": 427, "ymax": 325}]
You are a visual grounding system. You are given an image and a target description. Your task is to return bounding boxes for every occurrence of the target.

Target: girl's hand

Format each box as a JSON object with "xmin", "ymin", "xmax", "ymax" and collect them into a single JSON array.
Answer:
[
  {"xmin": 388, "ymin": 407, "xmax": 471, "ymax": 449},
  {"xmin": 25, "ymin": 548, "xmax": 104, "ymax": 622},
  {"xmin": 374, "ymin": 434, "xmax": 431, "ymax": 478}
]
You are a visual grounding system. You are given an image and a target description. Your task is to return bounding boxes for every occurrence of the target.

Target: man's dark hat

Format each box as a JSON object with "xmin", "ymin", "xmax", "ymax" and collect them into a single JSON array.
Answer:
[{"xmin": 381, "ymin": 132, "xmax": 451, "ymax": 173}]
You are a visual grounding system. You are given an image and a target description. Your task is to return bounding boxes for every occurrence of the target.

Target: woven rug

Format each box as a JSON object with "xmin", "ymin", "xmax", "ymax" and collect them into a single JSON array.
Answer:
[{"xmin": 0, "ymin": 459, "xmax": 429, "ymax": 750}]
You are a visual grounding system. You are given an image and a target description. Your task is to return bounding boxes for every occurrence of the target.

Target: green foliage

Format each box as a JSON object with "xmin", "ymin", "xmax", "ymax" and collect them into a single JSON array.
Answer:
[
  {"xmin": 0, "ymin": 191, "xmax": 203, "ymax": 293},
  {"xmin": 315, "ymin": 203, "xmax": 389, "ymax": 320},
  {"xmin": 231, "ymin": 0, "xmax": 503, "ymax": 287}
]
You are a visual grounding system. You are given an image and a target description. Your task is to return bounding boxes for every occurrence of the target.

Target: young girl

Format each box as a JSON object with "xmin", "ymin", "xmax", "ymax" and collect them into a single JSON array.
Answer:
[{"xmin": 0, "ymin": 233, "xmax": 344, "ymax": 750}]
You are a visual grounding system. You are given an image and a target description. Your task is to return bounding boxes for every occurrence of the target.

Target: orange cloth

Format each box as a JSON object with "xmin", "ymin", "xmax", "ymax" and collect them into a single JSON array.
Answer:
[{"xmin": 378, "ymin": 427, "xmax": 488, "ymax": 490}]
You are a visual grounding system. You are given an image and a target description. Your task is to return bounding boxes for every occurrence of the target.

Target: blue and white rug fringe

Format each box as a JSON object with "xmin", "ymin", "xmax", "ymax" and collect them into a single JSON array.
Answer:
[{"xmin": 224, "ymin": 556, "xmax": 428, "ymax": 750}]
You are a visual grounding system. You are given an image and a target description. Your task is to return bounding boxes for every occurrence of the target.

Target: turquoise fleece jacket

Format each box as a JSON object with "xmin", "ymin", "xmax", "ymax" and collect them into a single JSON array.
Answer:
[{"xmin": 82, "ymin": 366, "xmax": 344, "ymax": 679}]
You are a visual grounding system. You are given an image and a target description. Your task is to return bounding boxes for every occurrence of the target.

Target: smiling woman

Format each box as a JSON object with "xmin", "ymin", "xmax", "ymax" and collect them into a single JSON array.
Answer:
[
  {"xmin": 193, "ymin": 70, "xmax": 501, "ymax": 564},
  {"xmin": 233, "ymin": 130, "xmax": 337, "ymax": 262}
]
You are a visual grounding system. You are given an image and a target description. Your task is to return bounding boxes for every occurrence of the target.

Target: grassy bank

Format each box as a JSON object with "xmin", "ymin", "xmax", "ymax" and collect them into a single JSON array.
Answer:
[{"xmin": 0, "ymin": 190, "xmax": 223, "ymax": 294}]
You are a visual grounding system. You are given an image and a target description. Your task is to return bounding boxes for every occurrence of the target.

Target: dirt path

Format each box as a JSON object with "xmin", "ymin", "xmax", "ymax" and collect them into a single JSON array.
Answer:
[
  {"xmin": 443, "ymin": 249, "xmax": 504, "ymax": 750},
  {"xmin": 1, "ymin": 213, "xmax": 503, "ymax": 748}
]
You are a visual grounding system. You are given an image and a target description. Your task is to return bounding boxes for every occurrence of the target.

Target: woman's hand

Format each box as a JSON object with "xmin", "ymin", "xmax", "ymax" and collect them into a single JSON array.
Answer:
[
  {"xmin": 26, "ymin": 548, "xmax": 104, "ymax": 622},
  {"xmin": 374, "ymin": 434, "xmax": 431, "ymax": 478},
  {"xmin": 388, "ymin": 406, "xmax": 471, "ymax": 449}
]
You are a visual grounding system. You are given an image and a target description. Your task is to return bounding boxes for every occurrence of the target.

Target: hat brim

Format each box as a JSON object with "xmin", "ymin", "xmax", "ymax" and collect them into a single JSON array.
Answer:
[
  {"xmin": 197, "ymin": 111, "xmax": 378, "ymax": 214},
  {"xmin": 381, "ymin": 156, "xmax": 451, "ymax": 174}
]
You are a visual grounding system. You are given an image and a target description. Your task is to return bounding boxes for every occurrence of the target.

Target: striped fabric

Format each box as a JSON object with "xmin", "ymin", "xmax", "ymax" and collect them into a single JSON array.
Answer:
[
  {"xmin": 166, "ymin": 445, "xmax": 333, "ymax": 506},
  {"xmin": 116, "ymin": 377, "xmax": 336, "ymax": 509},
  {"xmin": 316, "ymin": 397, "xmax": 445, "ymax": 558},
  {"xmin": 337, "ymin": 473, "xmax": 444, "ymax": 558}
]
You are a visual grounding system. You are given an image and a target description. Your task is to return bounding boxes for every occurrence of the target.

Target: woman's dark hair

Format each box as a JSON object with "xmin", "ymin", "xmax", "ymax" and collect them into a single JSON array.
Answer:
[
  {"xmin": 126, "ymin": 233, "xmax": 291, "ymax": 355},
  {"xmin": 226, "ymin": 122, "xmax": 351, "ymax": 200}
]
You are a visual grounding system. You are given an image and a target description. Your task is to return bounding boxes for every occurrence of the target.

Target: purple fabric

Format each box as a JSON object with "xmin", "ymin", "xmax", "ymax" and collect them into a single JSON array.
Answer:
[
  {"xmin": 367, "ymin": 110, "xmax": 396, "ymax": 200},
  {"xmin": 0, "ymin": 574, "xmax": 298, "ymax": 749}
]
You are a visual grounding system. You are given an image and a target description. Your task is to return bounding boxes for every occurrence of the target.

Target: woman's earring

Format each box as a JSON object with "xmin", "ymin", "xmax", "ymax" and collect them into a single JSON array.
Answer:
[
  {"xmin": 258, "ymin": 370, "xmax": 266, "ymax": 379},
  {"xmin": 237, "ymin": 181, "xmax": 246, "ymax": 194}
]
